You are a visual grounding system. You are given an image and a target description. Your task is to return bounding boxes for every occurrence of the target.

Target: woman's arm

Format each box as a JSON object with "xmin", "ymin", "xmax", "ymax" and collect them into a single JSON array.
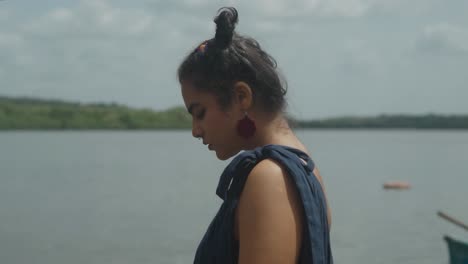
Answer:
[{"xmin": 236, "ymin": 159, "xmax": 304, "ymax": 264}]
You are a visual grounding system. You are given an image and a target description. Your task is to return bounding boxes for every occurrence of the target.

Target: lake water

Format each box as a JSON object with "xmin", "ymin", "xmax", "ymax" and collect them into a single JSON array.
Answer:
[{"xmin": 1, "ymin": 130, "xmax": 467, "ymax": 264}]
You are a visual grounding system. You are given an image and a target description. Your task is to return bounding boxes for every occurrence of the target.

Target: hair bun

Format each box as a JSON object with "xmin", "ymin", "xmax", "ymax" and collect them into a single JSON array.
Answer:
[{"xmin": 213, "ymin": 7, "xmax": 238, "ymax": 50}]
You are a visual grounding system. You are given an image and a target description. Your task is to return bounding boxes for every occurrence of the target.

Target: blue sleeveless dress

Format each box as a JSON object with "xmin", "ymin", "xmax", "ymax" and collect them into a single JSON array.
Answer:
[{"xmin": 193, "ymin": 144, "xmax": 333, "ymax": 264}]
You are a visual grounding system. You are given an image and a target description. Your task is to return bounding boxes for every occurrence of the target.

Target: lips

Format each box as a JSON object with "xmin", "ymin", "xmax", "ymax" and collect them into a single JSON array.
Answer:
[
  {"xmin": 203, "ymin": 142, "xmax": 213, "ymax": 150},
  {"xmin": 201, "ymin": 140, "xmax": 214, "ymax": 150}
]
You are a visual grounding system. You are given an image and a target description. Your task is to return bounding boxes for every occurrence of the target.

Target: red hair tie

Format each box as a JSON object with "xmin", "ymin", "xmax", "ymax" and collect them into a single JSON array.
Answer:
[{"xmin": 197, "ymin": 41, "xmax": 208, "ymax": 53}]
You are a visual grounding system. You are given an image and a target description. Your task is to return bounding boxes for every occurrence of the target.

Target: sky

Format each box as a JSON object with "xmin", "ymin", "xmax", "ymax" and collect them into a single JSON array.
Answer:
[{"xmin": 0, "ymin": 0, "xmax": 467, "ymax": 119}]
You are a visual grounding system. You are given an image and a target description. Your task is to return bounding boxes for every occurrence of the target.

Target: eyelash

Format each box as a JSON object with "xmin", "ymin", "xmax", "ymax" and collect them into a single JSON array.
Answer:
[{"xmin": 195, "ymin": 109, "xmax": 206, "ymax": 120}]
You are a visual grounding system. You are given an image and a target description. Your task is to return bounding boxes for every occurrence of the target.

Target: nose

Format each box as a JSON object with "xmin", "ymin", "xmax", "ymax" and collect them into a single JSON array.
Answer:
[{"xmin": 192, "ymin": 123, "xmax": 203, "ymax": 139}]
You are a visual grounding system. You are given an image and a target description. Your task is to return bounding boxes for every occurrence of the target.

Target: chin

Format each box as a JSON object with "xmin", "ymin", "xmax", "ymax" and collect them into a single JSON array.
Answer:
[
  {"xmin": 215, "ymin": 152, "xmax": 231, "ymax": 161},
  {"xmin": 215, "ymin": 149, "xmax": 240, "ymax": 161}
]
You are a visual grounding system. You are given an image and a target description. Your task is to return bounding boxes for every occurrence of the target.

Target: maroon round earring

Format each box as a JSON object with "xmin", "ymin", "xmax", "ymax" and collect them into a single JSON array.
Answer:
[{"xmin": 236, "ymin": 112, "xmax": 256, "ymax": 139}]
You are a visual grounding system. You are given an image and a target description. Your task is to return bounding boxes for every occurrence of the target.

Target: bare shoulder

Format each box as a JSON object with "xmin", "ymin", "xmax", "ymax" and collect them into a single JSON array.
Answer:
[
  {"xmin": 245, "ymin": 159, "xmax": 287, "ymax": 191},
  {"xmin": 239, "ymin": 159, "xmax": 301, "ymax": 218},
  {"xmin": 236, "ymin": 159, "xmax": 304, "ymax": 264}
]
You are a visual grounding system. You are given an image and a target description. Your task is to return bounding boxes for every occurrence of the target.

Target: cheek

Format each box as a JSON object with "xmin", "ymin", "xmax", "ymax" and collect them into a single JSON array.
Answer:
[
  {"xmin": 221, "ymin": 115, "xmax": 237, "ymax": 136},
  {"xmin": 208, "ymin": 111, "xmax": 234, "ymax": 130},
  {"xmin": 206, "ymin": 114, "xmax": 237, "ymax": 143}
]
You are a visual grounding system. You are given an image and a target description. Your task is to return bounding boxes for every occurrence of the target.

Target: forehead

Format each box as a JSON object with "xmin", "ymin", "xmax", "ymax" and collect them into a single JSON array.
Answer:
[{"xmin": 181, "ymin": 81, "xmax": 216, "ymax": 107}]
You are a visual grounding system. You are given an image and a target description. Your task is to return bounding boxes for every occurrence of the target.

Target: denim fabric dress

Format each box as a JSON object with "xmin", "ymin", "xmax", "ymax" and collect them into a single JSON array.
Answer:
[{"xmin": 193, "ymin": 144, "xmax": 333, "ymax": 264}]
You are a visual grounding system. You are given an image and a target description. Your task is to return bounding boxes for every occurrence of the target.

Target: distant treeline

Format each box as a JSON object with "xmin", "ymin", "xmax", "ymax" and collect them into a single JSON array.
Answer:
[
  {"xmin": 1, "ymin": 96, "xmax": 467, "ymax": 130},
  {"xmin": 0, "ymin": 96, "xmax": 191, "ymax": 130},
  {"xmin": 290, "ymin": 115, "xmax": 468, "ymax": 129}
]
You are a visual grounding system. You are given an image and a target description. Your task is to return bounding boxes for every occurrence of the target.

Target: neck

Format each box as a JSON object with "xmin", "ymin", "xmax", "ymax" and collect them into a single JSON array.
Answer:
[{"xmin": 242, "ymin": 113, "xmax": 305, "ymax": 152}]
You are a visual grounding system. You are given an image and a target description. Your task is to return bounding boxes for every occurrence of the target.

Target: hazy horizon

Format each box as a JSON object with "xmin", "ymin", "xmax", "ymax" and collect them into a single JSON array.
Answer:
[{"xmin": 4, "ymin": 94, "xmax": 468, "ymax": 119}]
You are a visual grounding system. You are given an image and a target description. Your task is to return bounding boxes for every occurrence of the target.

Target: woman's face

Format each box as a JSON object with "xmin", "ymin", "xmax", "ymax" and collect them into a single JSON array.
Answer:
[{"xmin": 181, "ymin": 81, "xmax": 243, "ymax": 160}]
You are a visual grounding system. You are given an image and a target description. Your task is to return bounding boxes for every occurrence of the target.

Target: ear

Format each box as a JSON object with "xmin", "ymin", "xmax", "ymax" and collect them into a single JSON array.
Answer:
[{"xmin": 232, "ymin": 81, "xmax": 253, "ymax": 110}]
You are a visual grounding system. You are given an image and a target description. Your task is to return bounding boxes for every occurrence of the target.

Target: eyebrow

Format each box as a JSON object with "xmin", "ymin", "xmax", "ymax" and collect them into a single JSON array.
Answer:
[{"xmin": 187, "ymin": 103, "xmax": 200, "ymax": 115}]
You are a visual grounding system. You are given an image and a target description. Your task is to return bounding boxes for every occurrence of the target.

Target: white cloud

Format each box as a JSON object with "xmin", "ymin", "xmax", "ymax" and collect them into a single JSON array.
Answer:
[
  {"xmin": 22, "ymin": 0, "xmax": 154, "ymax": 37},
  {"xmin": 0, "ymin": 32, "xmax": 22, "ymax": 47},
  {"xmin": 241, "ymin": 0, "xmax": 377, "ymax": 18},
  {"xmin": 252, "ymin": 0, "xmax": 318, "ymax": 17},
  {"xmin": 253, "ymin": 20, "xmax": 308, "ymax": 34},
  {"xmin": 318, "ymin": 0, "xmax": 372, "ymax": 17},
  {"xmin": 49, "ymin": 8, "xmax": 73, "ymax": 22},
  {"xmin": 0, "ymin": 0, "xmax": 191, "ymax": 108},
  {"xmin": 182, "ymin": 0, "xmax": 212, "ymax": 8},
  {"xmin": 0, "ymin": 8, "xmax": 8, "ymax": 20},
  {"xmin": 415, "ymin": 23, "xmax": 468, "ymax": 55}
]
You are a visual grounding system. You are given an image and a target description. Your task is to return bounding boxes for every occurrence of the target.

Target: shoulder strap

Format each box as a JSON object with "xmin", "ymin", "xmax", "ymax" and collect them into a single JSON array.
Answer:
[{"xmin": 216, "ymin": 145, "xmax": 313, "ymax": 200}]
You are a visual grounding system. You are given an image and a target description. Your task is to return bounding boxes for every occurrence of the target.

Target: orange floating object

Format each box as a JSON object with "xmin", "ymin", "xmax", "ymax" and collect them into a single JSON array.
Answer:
[{"xmin": 383, "ymin": 181, "xmax": 411, "ymax": 190}]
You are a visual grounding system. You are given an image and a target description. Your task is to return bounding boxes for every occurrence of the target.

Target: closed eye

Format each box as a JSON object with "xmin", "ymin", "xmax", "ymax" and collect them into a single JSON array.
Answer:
[{"xmin": 195, "ymin": 109, "xmax": 206, "ymax": 120}]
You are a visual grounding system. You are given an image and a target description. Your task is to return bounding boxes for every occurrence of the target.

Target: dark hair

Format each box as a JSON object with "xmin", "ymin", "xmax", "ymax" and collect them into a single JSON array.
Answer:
[{"xmin": 177, "ymin": 7, "xmax": 287, "ymax": 113}]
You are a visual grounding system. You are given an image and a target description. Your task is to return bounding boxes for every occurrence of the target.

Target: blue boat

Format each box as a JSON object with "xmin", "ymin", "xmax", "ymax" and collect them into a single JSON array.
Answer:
[{"xmin": 444, "ymin": 236, "xmax": 468, "ymax": 264}]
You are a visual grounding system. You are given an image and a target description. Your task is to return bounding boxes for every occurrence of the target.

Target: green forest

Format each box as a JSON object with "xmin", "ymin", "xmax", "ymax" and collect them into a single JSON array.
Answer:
[
  {"xmin": 290, "ymin": 115, "xmax": 468, "ymax": 129},
  {"xmin": 1, "ymin": 96, "xmax": 467, "ymax": 130},
  {"xmin": 0, "ymin": 96, "xmax": 191, "ymax": 130}
]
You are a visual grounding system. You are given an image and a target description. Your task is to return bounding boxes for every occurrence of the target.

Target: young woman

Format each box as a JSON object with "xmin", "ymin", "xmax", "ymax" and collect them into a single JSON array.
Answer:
[{"xmin": 178, "ymin": 7, "xmax": 333, "ymax": 264}]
